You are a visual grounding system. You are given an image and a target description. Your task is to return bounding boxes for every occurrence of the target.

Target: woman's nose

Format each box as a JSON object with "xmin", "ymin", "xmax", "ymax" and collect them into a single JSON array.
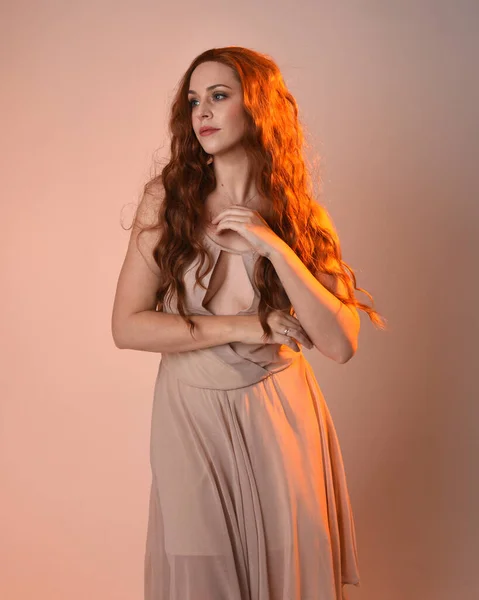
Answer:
[{"xmin": 200, "ymin": 105, "xmax": 212, "ymax": 118}]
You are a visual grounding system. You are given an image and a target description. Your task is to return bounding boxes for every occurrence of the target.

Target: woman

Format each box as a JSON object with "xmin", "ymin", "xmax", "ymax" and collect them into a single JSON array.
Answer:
[{"xmin": 112, "ymin": 46, "xmax": 385, "ymax": 600}]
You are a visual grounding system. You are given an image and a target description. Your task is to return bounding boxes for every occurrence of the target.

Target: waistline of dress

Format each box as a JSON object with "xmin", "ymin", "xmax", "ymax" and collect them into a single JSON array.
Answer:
[{"xmin": 158, "ymin": 345, "xmax": 302, "ymax": 391}]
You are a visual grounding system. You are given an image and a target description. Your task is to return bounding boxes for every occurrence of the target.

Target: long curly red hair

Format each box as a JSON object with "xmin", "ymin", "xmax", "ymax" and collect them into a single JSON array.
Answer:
[{"xmin": 129, "ymin": 46, "xmax": 386, "ymax": 340}]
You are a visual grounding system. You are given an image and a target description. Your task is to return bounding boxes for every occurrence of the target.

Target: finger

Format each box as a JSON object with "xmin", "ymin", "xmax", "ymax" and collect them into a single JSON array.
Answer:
[
  {"xmin": 287, "ymin": 332, "xmax": 313, "ymax": 349},
  {"xmin": 293, "ymin": 333, "xmax": 314, "ymax": 349},
  {"xmin": 283, "ymin": 328, "xmax": 314, "ymax": 349},
  {"xmin": 279, "ymin": 322, "xmax": 314, "ymax": 347},
  {"xmin": 280, "ymin": 335, "xmax": 300, "ymax": 351},
  {"xmin": 215, "ymin": 217, "xmax": 248, "ymax": 229},
  {"xmin": 275, "ymin": 324, "xmax": 312, "ymax": 350},
  {"xmin": 212, "ymin": 210, "xmax": 252, "ymax": 224},
  {"xmin": 280, "ymin": 315, "xmax": 314, "ymax": 345}
]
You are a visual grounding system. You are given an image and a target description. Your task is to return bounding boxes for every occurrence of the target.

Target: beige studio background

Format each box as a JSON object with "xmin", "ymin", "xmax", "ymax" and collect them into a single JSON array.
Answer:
[{"xmin": 2, "ymin": 1, "xmax": 478, "ymax": 599}]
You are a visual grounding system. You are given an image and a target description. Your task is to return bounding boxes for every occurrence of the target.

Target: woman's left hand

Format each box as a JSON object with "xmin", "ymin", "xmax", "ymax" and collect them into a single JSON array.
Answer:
[{"xmin": 211, "ymin": 205, "xmax": 287, "ymax": 259}]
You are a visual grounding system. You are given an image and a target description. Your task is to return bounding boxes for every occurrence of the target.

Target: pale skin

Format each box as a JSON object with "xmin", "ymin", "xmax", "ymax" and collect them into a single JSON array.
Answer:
[{"xmin": 111, "ymin": 60, "xmax": 360, "ymax": 363}]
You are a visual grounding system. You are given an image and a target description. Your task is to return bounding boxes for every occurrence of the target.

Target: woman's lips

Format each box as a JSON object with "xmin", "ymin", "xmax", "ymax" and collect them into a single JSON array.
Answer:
[{"xmin": 200, "ymin": 129, "xmax": 220, "ymax": 136}]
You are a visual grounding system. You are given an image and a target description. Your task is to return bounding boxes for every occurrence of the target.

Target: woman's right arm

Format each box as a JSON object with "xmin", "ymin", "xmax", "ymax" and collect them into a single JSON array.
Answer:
[
  {"xmin": 113, "ymin": 310, "xmax": 249, "ymax": 353},
  {"xmin": 111, "ymin": 188, "xmax": 249, "ymax": 353}
]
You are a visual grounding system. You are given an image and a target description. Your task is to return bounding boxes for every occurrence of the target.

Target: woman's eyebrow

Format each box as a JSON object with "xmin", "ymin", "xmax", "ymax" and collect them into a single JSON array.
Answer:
[{"xmin": 187, "ymin": 84, "xmax": 233, "ymax": 95}]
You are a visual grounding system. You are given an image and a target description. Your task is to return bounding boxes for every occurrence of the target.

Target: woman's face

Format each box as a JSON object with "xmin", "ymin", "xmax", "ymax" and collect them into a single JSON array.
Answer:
[{"xmin": 188, "ymin": 61, "xmax": 247, "ymax": 158}]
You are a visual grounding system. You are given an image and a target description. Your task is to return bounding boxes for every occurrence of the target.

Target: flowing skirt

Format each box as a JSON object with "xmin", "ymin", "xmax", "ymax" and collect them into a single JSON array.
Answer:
[{"xmin": 144, "ymin": 351, "xmax": 360, "ymax": 600}]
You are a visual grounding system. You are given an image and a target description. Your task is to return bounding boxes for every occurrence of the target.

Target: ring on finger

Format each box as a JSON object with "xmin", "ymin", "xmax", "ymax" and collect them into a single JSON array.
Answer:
[{"xmin": 283, "ymin": 327, "xmax": 290, "ymax": 336}]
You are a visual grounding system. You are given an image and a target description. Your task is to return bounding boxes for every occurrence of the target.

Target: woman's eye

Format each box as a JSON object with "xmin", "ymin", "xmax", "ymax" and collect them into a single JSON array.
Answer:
[{"xmin": 189, "ymin": 93, "xmax": 227, "ymax": 107}]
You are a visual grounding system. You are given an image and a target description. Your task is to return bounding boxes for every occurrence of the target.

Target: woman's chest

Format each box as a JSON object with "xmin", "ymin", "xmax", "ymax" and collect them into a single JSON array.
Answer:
[{"xmin": 201, "ymin": 251, "xmax": 256, "ymax": 316}]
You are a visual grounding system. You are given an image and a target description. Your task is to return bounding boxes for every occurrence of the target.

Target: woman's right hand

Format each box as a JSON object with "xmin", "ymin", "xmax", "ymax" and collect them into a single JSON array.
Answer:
[{"xmin": 237, "ymin": 310, "xmax": 314, "ymax": 351}]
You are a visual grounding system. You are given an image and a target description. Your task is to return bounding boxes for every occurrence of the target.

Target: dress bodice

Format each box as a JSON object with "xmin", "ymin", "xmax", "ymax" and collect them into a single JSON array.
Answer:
[{"xmin": 160, "ymin": 231, "xmax": 301, "ymax": 390}]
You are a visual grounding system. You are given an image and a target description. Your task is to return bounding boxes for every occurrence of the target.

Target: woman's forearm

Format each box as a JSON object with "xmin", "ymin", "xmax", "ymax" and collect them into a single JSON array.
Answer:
[
  {"xmin": 112, "ymin": 310, "xmax": 243, "ymax": 353},
  {"xmin": 268, "ymin": 242, "xmax": 360, "ymax": 363}
]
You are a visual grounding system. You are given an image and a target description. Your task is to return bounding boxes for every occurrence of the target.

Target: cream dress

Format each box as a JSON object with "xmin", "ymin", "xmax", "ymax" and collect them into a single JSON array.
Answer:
[{"xmin": 144, "ymin": 229, "xmax": 361, "ymax": 600}]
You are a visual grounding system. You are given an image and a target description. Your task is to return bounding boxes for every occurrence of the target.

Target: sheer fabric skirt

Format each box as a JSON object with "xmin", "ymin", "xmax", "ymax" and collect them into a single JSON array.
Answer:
[{"xmin": 144, "ymin": 352, "xmax": 360, "ymax": 600}]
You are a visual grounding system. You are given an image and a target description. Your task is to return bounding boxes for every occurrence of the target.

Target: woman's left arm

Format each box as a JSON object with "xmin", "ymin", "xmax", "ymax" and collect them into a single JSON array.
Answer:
[
  {"xmin": 268, "ymin": 241, "xmax": 360, "ymax": 363},
  {"xmin": 211, "ymin": 204, "xmax": 360, "ymax": 363}
]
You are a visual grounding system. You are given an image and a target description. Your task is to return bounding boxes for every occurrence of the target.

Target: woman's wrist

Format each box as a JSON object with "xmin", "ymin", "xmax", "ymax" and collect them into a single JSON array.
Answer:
[{"xmin": 228, "ymin": 314, "xmax": 259, "ymax": 344}]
